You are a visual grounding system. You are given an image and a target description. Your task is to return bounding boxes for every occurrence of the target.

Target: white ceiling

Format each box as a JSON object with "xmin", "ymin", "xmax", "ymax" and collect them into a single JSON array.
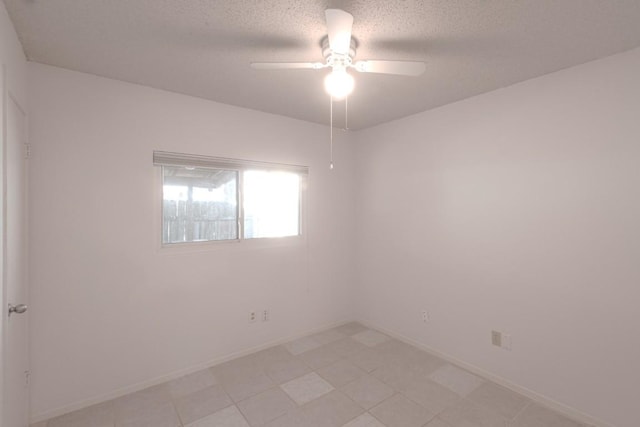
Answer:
[{"xmin": 5, "ymin": 0, "xmax": 640, "ymax": 129}]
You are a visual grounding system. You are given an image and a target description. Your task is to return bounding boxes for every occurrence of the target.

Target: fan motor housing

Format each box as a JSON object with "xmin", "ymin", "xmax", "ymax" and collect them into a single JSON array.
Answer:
[{"xmin": 321, "ymin": 36, "xmax": 357, "ymax": 62}]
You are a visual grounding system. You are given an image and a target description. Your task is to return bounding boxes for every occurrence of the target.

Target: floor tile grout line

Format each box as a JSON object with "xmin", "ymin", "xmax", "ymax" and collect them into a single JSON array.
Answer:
[
  {"xmin": 236, "ymin": 404, "xmax": 253, "ymax": 427},
  {"xmin": 465, "ymin": 382, "xmax": 531, "ymax": 422},
  {"xmin": 169, "ymin": 398, "xmax": 185, "ymax": 427},
  {"xmin": 511, "ymin": 399, "xmax": 532, "ymax": 423},
  {"xmin": 367, "ymin": 409, "xmax": 388, "ymax": 427}
]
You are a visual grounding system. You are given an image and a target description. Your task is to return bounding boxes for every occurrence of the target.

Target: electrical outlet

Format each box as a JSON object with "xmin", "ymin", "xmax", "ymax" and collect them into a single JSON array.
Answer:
[
  {"xmin": 502, "ymin": 334, "xmax": 512, "ymax": 351},
  {"xmin": 421, "ymin": 310, "xmax": 430, "ymax": 323},
  {"xmin": 262, "ymin": 309, "xmax": 269, "ymax": 322},
  {"xmin": 492, "ymin": 330, "xmax": 512, "ymax": 350},
  {"xmin": 249, "ymin": 311, "xmax": 257, "ymax": 323},
  {"xmin": 491, "ymin": 330, "xmax": 502, "ymax": 347}
]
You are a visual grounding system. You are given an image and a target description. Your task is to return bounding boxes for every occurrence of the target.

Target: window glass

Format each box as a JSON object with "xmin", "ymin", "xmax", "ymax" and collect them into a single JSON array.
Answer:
[
  {"xmin": 162, "ymin": 167, "xmax": 238, "ymax": 243},
  {"xmin": 243, "ymin": 170, "xmax": 300, "ymax": 239}
]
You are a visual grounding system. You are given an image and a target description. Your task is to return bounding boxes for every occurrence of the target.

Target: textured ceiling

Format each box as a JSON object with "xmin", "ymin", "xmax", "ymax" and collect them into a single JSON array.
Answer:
[{"xmin": 5, "ymin": 0, "xmax": 640, "ymax": 129}]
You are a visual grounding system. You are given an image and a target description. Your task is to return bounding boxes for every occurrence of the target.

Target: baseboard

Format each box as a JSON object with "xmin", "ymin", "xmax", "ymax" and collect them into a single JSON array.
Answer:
[
  {"xmin": 357, "ymin": 320, "xmax": 614, "ymax": 427},
  {"xmin": 30, "ymin": 318, "xmax": 353, "ymax": 424}
]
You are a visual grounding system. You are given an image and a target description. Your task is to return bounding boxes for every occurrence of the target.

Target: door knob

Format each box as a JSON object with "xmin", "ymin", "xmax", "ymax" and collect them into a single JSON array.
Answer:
[{"xmin": 8, "ymin": 304, "xmax": 27, "ymax": 317}]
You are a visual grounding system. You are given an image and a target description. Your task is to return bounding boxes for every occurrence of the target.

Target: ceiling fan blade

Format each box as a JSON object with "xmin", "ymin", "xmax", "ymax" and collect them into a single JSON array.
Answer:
[
  {"xmin": 325, "ymin": 9, "xmax": 354, "ymax": 55},
  {"xmin": 251, "ymin": 62, "xmax": 324, "ymax": 70},
  {"xmin": 353, "ymin": 60, "xmax": 426, "ymax": 76}
]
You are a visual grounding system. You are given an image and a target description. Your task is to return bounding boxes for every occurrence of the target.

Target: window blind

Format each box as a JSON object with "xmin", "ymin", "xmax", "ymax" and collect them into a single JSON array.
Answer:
[{"xmin": 153, "ymin": 151, "xmax": 309, "ymax": 175}]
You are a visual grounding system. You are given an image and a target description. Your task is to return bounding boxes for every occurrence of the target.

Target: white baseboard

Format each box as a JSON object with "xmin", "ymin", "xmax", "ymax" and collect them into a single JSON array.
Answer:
[
  {"xmin": 358, "ymin": 320, "xmax": 614, "ymax": 427},
  {"xmin": 30, "ymin": 319, "xmax": 353, "ymax": 424}
]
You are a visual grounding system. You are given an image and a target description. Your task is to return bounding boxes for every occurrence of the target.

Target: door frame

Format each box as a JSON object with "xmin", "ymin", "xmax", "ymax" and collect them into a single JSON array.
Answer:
[
  {"xmin": 0, "ymin": 61, "xmax": 6, "ymax": 427},
  {"xmin": 1, "ymin": 62, "xmax": 31, "ymax": 427}
]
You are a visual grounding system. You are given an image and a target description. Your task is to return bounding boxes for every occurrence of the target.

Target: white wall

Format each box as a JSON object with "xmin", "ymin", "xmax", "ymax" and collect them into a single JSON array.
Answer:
[
  {"xmin": 0, "ymin": 2, "xmax": 27, "ymax": 106},
  {"xmin": 354, "ymin": 47, "xmax": 640, "ymax": 427},
  {"xmin": 27, "ymin": 62, "xmax": 356, "ymax": 420}
]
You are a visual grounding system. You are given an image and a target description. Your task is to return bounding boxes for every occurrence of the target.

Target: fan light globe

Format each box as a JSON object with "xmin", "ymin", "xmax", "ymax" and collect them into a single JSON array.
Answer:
[{"xmin": 324, "ymin": 67, "xmax": 354, "ymax": 99}]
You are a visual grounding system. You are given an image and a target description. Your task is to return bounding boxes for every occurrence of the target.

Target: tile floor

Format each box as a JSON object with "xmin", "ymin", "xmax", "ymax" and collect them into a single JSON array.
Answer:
[{"xmin": 34, "ymin": 322, "xmax": 593, "ymax": 427}]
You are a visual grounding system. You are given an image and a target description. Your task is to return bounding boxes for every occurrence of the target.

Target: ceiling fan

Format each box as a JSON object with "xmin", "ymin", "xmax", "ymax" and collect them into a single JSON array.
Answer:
[{"xmin": 250, "ymin": 9, "xmax": 426, "ymax": 100}]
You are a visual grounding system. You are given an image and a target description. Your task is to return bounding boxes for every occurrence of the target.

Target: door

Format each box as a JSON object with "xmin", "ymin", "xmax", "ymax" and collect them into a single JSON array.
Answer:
[{"xmin": 2, "ymin": 70, "xmax": 30, "ymax": 427}]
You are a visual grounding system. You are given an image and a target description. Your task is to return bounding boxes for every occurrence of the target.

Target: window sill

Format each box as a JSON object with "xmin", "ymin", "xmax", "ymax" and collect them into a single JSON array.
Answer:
[{"xmin": 158, "ymin": 234, "xmax": 305, "ymax": 255}]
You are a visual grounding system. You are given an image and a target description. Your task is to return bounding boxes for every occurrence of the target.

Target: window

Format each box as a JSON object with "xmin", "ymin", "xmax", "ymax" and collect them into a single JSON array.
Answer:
[{"xmin": 154, "ymin": 152, "xmax": 306, "ymax": 244}]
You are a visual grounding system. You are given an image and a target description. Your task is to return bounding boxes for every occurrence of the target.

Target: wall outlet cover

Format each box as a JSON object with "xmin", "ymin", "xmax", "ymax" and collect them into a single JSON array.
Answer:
[
  {"xmin": 502, "ymin": 334, "xmax": 512, "ymax": 350},
  {"xmin": 491, "ymin": 330, "xmax": 502, "ymax": 347}
]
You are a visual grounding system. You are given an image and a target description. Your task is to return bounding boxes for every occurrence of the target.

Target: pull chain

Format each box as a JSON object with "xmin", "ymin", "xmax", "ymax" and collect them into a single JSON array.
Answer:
[
  {"xmin": 344, "ymin": 96, "xmax": 349, "ymax": 131},
  {"xmin": 329, "ymin": 96, "xmax": 334, "ymax": 170}
]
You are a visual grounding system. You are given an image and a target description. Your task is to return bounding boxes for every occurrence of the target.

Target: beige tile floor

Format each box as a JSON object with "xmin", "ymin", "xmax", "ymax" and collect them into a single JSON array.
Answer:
[{"xmin": 34, "ymin": 322, "xmax": 594, "ymax": 427}]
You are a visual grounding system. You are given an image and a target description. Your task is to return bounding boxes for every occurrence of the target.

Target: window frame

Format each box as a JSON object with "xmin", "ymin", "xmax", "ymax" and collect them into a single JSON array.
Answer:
[{"xmin": 154, "ymin": 151, "xmax": 307, "ymax": 248}]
